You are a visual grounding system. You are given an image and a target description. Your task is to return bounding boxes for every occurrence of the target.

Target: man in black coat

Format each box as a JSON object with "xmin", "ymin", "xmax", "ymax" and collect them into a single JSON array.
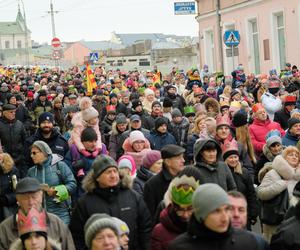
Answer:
[
  {"xmin": 274, "ymin": 95, "xmax": 296, "ymax": 130},
  {"xmin": 270, "ymin": 200, "xmax": 300, "ymax": 249},
  {"xmin": 69, "ymin": 155, "xmax": 151, "ymax": 250},
  {"xmin": 143, "ymin": 144, "xmax": 185, "ymax": 218},
  {"xmin": 168, "ymin": 183, "xmax": 259, "ymax": 250},
  {"xmin": 24, "ymin": 112, "xmax": 69, "ymax": 170},
  {"xmin": 0, "ymin": 104, "xmax": 26, "ymax": 176}
]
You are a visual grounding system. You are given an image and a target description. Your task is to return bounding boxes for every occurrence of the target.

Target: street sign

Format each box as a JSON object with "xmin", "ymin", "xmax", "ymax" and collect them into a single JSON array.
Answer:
[
  {"xmin": 52, "ymin": 50, "xmax": 61, "ymax": 60},
  {"xmin": 223, "ymin": 30, "xmax": 240, "ymax": 47},
  {"xmin": 51, "ymin": 37, "xmax": 61, "ymax": 49},
  {"xmin": 90, "ymin": 52, "xmax": 99, "ymax": 62},
  {"xmin": 174, "ymin": 2, "xmax": 196, "ymax": 15}
]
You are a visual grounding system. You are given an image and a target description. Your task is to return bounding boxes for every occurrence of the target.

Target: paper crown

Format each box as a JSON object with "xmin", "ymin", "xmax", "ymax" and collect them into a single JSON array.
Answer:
[
  {"xmin": 17, "ymin": 207, "xmax": 47, "ymax": 236},
  {"xmin": 220, "ymin": 100, "xmax": 230, "ymax": 108},
  {"xmin": 193, "ymin": 87, "xmax": 204, "ymax": 95},
  {"xmin": 285, "ymin": 95, "xmax": 296, "ymax": 104},
  {"xmin": 252, "ymin": 103, "xmax": 264, "ymax": 113},
  {"xmin": 106, "ymin": 105, "xmax": 116, "ymax": 112},
  {"xmin": 184, "ymin": 106, "xmax": 196, "ymax": 115},
  {"xmin": 216, "ymin": 114, "xmax": 230, "ymax": 128},
  {"xmin": 221, "ymin": 139, "xmax": 239, "ymax": 160},
  {"xmin": 268, "ymin": 79, "xmax": 280, "ymax": 88},
  {"xmin": 171, "ymin": 176, "xmax": 199, "ymax": 206},
  {"xmin": 229, "ymin": 101, "xmax": 241, "ymax": 109}
]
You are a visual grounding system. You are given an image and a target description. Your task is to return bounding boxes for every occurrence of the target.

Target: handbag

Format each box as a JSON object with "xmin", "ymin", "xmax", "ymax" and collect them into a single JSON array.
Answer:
[{"xmin": 260, "ymin": 188, "xmax": 289, "ymax": 225}]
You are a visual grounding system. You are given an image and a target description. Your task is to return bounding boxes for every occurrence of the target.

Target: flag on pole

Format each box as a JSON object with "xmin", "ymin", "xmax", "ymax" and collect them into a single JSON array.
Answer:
[{"xmin": 86, "ymin": 63, "xmax": 97, "ymax": 94}]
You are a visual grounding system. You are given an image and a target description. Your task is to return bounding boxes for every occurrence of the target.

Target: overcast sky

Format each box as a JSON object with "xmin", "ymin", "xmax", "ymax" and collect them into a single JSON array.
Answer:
[{"xmin": 0, "ymin": 0, "xmax": 198, "ymax": 43}]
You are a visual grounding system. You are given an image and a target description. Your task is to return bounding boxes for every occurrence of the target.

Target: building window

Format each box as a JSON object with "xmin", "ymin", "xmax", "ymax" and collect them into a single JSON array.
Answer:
[
  {"xmin": 248, "ymin": 19, "xmax": 261, "ymax": 74},
  {"xmin": 139, "ymin": 61, "xmax": 150, "ymax": 66},
  {"xmin": 5, "ymin": 41, "xmax": 10, "ymax": 49},
  {"xmin": 276, "ymin": 13, "xmax": 286, "ymax": 70},
  {"xmin": 204, "ymin": 29, "xmax": 215, "ymax": 73},
  {"xmin": 128, "ymin": 59, "xmax": 137, "ymax": 62},
  {"xmin": 17, "ymin": 40, "xmax": 22, "ymax": 48}
]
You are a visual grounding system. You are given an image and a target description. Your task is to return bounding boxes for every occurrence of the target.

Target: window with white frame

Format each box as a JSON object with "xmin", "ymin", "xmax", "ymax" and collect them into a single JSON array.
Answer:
[
  {"xmin": 5, "ymin": 41, "xmax": 10, "ymax": 49},
  {"xmin": 204, "ymin": 30, "xmax": 215, "ymax": 72},
  {"xmin": 248, "ymin": 18, "xmax": 261, "ymax": 74},
  {"xmin": 273, "ymin": 12, "xmax": 286, "ymax": 70}
]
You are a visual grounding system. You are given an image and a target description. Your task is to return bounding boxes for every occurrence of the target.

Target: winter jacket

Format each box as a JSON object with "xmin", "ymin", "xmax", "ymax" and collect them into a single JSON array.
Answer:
[
  {"xmin": 194, "ymin": 138, "xmax": 237, "ymax": 191},
  {"xmin": 151, "ymin": 205, "xmax": 187, "ymax": 250},
  {"xmin": 69, "ymin": 112, "xmax": 102, "ymax": 152},
  {"xmin": 144, "ymin": 166, "xmax": 173, "ymax": 218},
  {"xmin": 165, "ymin": 93, "xmax": 186, "ymax": 114},
  {"xmin": 9, "ymin": 237, "xmax": 61, "ymax": 250},
  {"xmin": 148, "ymin": 130, "xmax": 177, "ymax": 150},
  {"xmin": 229, "ymin": 167, "xmax": 259, "ymax": 222},
  {"xmin": 0, "ymin": 212, "xmax": 75, "ymax": 250},
  {"xmin": 108, "ymin": 122, "xmax": 128, "ymax": 160},
  {"xmin": 274, "ymin": 108, "xmax": 290, "ymax": 130},
  {"xmin": 101, "ymin": 102, "xmax": 128, "ymax": 120},
  {"xmin": 51, "ymin": 107, "xmax": 65, "ymax": 133},
  {"xmin": 0, "ymin": 166, "xmax": 19, "ymax": 222},
  {"xmin": 0, "ymin": 117, "xmax": 26, "ymax": 174},
  {"xmin": 170, "ymin": 117, "xmax": 189, "ymax": 147},
  {"xmin": 282, "ymin": 131, "xmax": 299, "ymax": 147},
  {"xmin": 24, "ymin": 128, "xmax": 69, "ymax": 170},
  {"xmin": 69, "ymin": 172, "xmax": 152, "ymax": 250},
  {"xmin": 255, "ymin": 145, "xmax": 279, "ymax": 184},
  {"xmin": 100, "ymin": 116, "xmax": 114, "ymax": 145},
  {"xmin": 270, "ymin": 203, "xmax": 300, "ymax": 249},
  {"xmin": 128, "ymin": 110, "xmax": 151, "ymax": 129},
  {"xmin": 15, "ymin": 104, "xmax": 33, "ymax": 134},
  {"xmin": 133, "ymin": 166, "xmax": 155, "ymax": 196},
  {"xmin": 186, "ymin": 133, "xmax": 199, "ymax": 163},
  {"xmin": 32, "ymin": 98, "xmax": 52, "ymax": 123},
  {"xmin": 249, "ymin": 118, "xmax": 284, "ymax": 155},
  {"xmin": 27, "ymin": 154, "xmax": 76, "ymax": 224},
  {"xmin": 257, "ymin": 155, "xmax": 300, "ymax": 202},
  {"xmin": 167, "ymin": 215, "xmax": 259, "ymax": 250}
]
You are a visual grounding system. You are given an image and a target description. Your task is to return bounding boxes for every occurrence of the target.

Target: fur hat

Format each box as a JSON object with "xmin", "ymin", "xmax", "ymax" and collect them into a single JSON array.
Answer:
[{"xmin": 82, "ymin": 107, "xmax": 99, "ymax": 122}]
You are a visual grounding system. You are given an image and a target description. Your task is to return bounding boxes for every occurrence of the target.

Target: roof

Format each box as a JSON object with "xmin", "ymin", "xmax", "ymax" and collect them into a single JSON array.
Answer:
[
  {"xmin": 0, "ymin": 22, "xmax": 25, "ymax": 34},
  {"xmin": 32, "ymin": 45, "xmax": 52, "ymax": 57},
  {"xmin": 80, "ymin": 41, "xmax": 124, "ymax": 51},
  {"xmin": 114, "ymin": 33, "xmax": 168, "ymax": 47},
  {"xmin": 152, "ymin": 41, "xmax": 181, "ymax": 50}
]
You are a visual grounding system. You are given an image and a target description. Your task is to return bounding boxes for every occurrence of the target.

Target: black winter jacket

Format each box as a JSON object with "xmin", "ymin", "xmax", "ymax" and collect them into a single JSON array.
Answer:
[
  {"xmin": 274, "ymin": 108, "xmax": 290, "ymax": 130},
  {"xmin": 69, "ymin": 177, "xmax": 152, "ymax": 250},
  {"xmin": 144, "ymin": 166, "xmax": 173, "ymax": 218},
  {"xmin": 0, "ymin": 117, "xmax": 26, "ymax": 171},
  {"xmin": 133, "ymin": 166, "xmax": 154, "ymax": 197},
  {"xmin": 168, "ymin": 215, "xmax": 259, "ymax": 250}
]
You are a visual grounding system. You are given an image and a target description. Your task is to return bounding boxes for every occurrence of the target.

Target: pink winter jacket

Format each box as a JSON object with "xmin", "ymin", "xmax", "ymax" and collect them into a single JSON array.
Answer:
[
  {"xmin": 249, "ymin": 118, "xmax": 285, "ymax": 155},
  {"xmin": 69, "ymin": 112, "xmax": 102, "ymax": 151}
]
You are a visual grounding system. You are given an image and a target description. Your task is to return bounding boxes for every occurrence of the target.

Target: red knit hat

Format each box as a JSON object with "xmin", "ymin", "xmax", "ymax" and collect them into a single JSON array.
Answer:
[
  {"xmin": 27, "ymin": 91, "xmax": 34, "ymax": 98},
  {"xmin": 252, "ymin": 103, "xmax": 264, "ymax": 113}
]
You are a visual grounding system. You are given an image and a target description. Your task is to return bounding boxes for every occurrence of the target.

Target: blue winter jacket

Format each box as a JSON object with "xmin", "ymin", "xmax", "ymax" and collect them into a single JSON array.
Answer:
[
  {"xmin": 282, "ymin": 132, "xmax": 299, "ymax": 147},
  {"xmin": 148, "ymin": 130, "xmax": 177, "ymax": 150},
  {"xmin": 27, "ymin": 154, "xmax": 76, "ymax": 224}
]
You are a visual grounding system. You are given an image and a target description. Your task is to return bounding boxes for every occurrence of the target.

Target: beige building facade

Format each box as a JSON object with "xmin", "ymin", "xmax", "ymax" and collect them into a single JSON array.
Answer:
[{"xmin": 196, "ymin": 0, "xmax": 300, "ymax": 75}]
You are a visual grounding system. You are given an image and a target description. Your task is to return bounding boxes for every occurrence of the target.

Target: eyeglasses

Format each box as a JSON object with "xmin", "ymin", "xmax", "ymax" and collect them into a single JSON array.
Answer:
[{"xmin": 31, "ymin": 151, "xmax": 41, "ymax": 156}]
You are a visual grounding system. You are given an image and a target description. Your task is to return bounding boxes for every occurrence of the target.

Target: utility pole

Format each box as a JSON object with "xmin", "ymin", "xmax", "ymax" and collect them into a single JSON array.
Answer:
[
  {"xmin": 49, "ymin": 0, "xmax": 56, "ymax": 38},
  {"xmin": 216, "ymin": 0, "xmax": 224, "ymax": 73},
  {"xmin": 19, "ymin": 0, "xmax": 29, "ymax": 66}
]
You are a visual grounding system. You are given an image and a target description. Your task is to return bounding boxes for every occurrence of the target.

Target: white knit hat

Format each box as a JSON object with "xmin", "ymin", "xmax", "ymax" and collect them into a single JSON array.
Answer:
[
  {"xmin": 129, "ymin": 130, "xmax": 145, "ymax": 145},
  {"xmin": 81, "ymin": 107, "xmax": 99, "ymax": 122},
  {"xmin": 144, "ymin": 88, "xmax": 154, "ymax": 97}
]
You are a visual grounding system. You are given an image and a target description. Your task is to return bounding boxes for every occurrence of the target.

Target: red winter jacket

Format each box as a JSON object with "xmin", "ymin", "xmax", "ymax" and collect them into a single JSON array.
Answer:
[
  {"xmin": 249, "ymin": 118, "xmax": 285, "ymax": 156},
  {"xmin": 150, "ymin": 205, "xmax": 187, "ymax": 250}
]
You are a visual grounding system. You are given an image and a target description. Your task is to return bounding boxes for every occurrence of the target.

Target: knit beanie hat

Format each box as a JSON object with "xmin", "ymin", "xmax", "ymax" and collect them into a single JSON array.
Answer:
[
  {"xmin": 109, "ymin": 93, "xmax": 118, "ymax": 100},
  {"xmin": 129, "ymin": 130, "xmax": 145, "ymax": 145},
  {"xmin": 38, "ymin": 112, "xmax": 54, "ymax": 126},
  {"xmin": 132, "ymin": 99, "xmax": 143, "ymax": 110},
  {"xmin": 171, "ymin": 108, "xmax": 182, "ymax": 118},
  {"xmin": 288, "ymin": 117, "xmax": 300, "ymax": 130},
  {"xmin": 144, "ymin": 88, "xmax": 154, "ymax": 97},
  {"xmin": 118, "ymin": 158, "xmax": 133, "ymax": 172},
  {"xmin": 32, "ymin": 141, "xmax": 52, "ymax": 156},
  {"xmin": 81, "ymin": 127, "xmax": 98, "ymax": 142},
  {"xmin": 230, "ymin": 89, "xmax": 240, "ymax": 98},
  {"xmin": 232, "ymin": 109, "xmax": 248, "ymax": 128},
  {"xmin": 265, "ymin": 130, "xmax": 282, "ymax": 148},
  {"xmin": 192, "ymin": 183, "xmax": 230, "ymax": 222},
  {"xmin": 155, "ymin": 117, "xmax": 168, "ymax": 130},
  {"xmin": 92, "ymin": 155, "xmax": 118, "ymax": 179},
  {"xmin": 84, "ymin": 214, "xmax": 118, "ymax": 250},
  {"xmin": 116, "ymin": 114, "xmax": 127, "ymax": 124},
  {"xmin": 142, "ymin": 150, "xmax": 161, "ymax": 169},
  {"xmin": 163, "ymin": 97, "xmax": 173, "ymax": 108},
  {"xmin": 112, "ymin": 217, "xmax": 130, "ymax": 236},
  {"xmin": 82, "ymin": 107, "xmax": 99, "ymax": 122},
  {"xmin": 152, "ymin": 100, "xmax": 162, "ymax": 108}
]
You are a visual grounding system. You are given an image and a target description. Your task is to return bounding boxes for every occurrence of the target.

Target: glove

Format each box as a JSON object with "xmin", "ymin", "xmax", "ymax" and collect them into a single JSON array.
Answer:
[
  {"xmin": 80, "ymin": 149, "xmax": 92, "ymax": 157},
  {"xmin": 92, "ymin": 148, "xmax": 100, "ymax": 158}
]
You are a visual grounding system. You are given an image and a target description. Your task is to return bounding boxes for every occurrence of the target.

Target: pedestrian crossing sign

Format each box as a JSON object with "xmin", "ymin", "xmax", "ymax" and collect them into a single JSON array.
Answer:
[
  {"xmin": 90, "ymin": 52, "xmax": 99, "ymax": 62},
  {"xmin": 224, "ymin": 30, "xmax": 240, "ymax": 47}
]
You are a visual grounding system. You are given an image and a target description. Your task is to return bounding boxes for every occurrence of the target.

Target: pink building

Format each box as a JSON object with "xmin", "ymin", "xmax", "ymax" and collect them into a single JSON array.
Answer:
[
  {"xmin": 63, "ymin": 42, "xmax": 90, "ymax": 65},
  {"xmin": 196, "ymin": 0, "xmax": 300, "ymax": 75}
]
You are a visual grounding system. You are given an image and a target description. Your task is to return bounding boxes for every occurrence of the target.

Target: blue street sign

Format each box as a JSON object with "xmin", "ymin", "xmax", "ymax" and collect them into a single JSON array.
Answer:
[
  {"xmin": 174, "ymin": 2, "xmax": 196, "ymax": 15},
  {"xmin": 90, "ymin": 52, "xmax": 99, "ymax": 61},
  {"xmin": 223, "ymin": 30, "xmax": 240, "ymax": 47}
]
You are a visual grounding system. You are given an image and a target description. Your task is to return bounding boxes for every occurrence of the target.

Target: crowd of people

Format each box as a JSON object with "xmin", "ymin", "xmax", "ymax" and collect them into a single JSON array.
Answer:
[{"xmin": 0, "ymin": 62, "xmax": 300, "ymax": 249}]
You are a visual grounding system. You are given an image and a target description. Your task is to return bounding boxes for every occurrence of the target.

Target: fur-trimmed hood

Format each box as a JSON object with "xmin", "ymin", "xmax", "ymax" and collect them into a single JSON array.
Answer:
[
  {"xmin": 82, "ymin": 169, "xmax": 131, "ymax": 193},
  {"xmin": 111, "ymin": 121, "xmax": 128, "ymax": 136},
  {"xmin": 262, "ymin": 144, "xmax": 279, "ymax": 162},
  {"xmin": 122, "ymin": 137, "xmax": 151, "ymax": 152},
  {"xmin": 203, "ymin": 97, "xmax": 220, "ymax": 113},
  {"xmin": 258, "ymin": 162, "xmax": 273, "ymax": 183},
  {"xmin": 272, "ymin": 155, "xmax": 300, "ymax": 180},
  {"xmin": 9, "ymin": 237, "xmax": 61, "ymax": 250}
]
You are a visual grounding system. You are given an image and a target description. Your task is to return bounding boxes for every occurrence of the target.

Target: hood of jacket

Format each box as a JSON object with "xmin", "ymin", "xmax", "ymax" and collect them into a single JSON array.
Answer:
[
  {"xmin": 262, "ymin": 144, "xmax": 280, "ymax": 162},
  {"xmin": 122, "ymin": 137, "xmax": 151, "ymax": 152},
  {"xmin": 272, "ymin": 155, "xmax": 300, "ymax": 180},
  {"xmin": 258, "ymin": 162, "xmax": 273, "ymax": 183},
  {"xmin": 203, "ymin": 97, "xmax": 220, "ymax": 113},
  {"xmin": 193, "ymin": 138, "xmax": 222, "ymax": 163},
  {"xmin": 159, "ymin": 205, "xmax": 187, "ymax": 234},
  {"xmin": 9, "ymin": 237, "xmax": 61, "ymax": 250},
  {"xmin": 111, "ymin": 121, "xmax": 128, "ymax": 136}
]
